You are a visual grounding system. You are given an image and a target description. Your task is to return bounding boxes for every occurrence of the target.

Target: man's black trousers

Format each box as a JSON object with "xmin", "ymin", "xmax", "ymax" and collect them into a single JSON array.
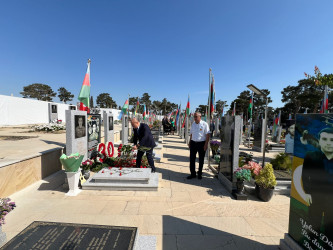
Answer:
[
  {"xmin": 189, "ymin": 140, "xmax": 206, "ymax": 177},
  {"xmin": 136, "ymin": 148, "xmax": 156, "ymax": 171}
]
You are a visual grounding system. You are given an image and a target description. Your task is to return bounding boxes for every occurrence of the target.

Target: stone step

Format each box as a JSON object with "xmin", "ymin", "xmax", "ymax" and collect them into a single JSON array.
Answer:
[
  {"xmin": 134, "ymin": 235, "xmax": 157, "ymax": 250},
  {"xmin": 82, "ymin": 173, "xmax": 159, "ymax": 191}
]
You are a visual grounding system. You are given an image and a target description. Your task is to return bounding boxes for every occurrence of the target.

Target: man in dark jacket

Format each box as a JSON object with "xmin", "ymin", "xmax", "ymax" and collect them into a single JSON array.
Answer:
[{"xmin": 131, "ymin": 118, "xmax": 156, "ymax": 172}]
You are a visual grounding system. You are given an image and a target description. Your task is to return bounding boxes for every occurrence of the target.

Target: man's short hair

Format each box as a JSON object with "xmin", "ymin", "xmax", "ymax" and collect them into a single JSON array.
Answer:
[
  {"xmin": 194, "ymin": 112, "xmax": 201, "ymax": 117},
  {"xmin": 318, "ymin": 127, "xmax": 333, "ymax": 138}
]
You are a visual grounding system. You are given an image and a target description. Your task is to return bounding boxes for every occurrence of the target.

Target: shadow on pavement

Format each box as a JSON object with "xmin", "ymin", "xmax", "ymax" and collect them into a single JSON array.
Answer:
[{"xmin": 162, "ymin": 215, "xmax": 279, "ymax": 250}]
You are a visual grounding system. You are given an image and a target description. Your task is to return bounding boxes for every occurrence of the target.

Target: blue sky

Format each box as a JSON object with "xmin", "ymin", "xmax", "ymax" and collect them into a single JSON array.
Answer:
[{"xmin": 1, "ymin": 0, "xmax": 333, "ymax": 112}]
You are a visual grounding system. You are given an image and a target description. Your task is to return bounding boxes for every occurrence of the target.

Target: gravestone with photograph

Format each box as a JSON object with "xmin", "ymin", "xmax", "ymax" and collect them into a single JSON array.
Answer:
[
  {"xmin": 103, "ymin": 111, "xmax": 114, "ymax": 144},
  {"xmin": 281, "ymin": 114, "xmax": 333, "ymax": 250},
  {"xmin": 272, "ymin": 126, "xmax": 282, "ymax": 143},
  {"xmin": 219, "ymin": 115, "xmax": 241, "ymax": 193},
  {"xmin": 87, "ymin": 114, "xmax": 101, "ymax": 158},
  {"xmin": 65, "ymin": 110, "xmax": 88, "ymax": 160},
  {"xmin": 68, "ymin": 105, "xmax": 76, "ymax": 110},
  {"xmin": 252, "ymin": 118, "xmax": 266, "ymax": 152},
  {"xmin": 122, "ymin": 115, "xmax": 128, "ymax": 144},
  {"xmin": 48, "ymin": 103, "xmax": 58, "ymax": 123}
]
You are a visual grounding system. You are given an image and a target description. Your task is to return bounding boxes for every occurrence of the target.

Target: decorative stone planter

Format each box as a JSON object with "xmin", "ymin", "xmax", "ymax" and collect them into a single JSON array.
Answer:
[{"xmin": 65, "ymin": 170, "xmax": 82, "ymax": 196}]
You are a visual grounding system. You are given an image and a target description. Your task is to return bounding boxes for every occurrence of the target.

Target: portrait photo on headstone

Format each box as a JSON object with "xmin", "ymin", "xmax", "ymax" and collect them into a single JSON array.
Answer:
[
  {"xmin": 125, "ymin": 116, "xmax": 128, "ymax": 127},
  {"xmin": 88, "ymin": 117, "xmax": 100, "ymax": 142},
  {"xmin": 51, "ymin": 104, "xmax": 57, "ymax": 113},
  {"xmin": 75, "ymin": 115, "xmax": 86, "ymax": 139},
  {"xmin": 69, "ymin": 105, "xmax": 76, "ymax": 110},
  {"xmin": 109, "ymin": 116, "xmax": 113, "ymax": 131}
]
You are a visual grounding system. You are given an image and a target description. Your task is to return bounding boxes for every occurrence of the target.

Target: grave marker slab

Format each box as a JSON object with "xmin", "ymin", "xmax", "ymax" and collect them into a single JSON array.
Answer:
[
  {"xmin": 122, "ymin": 115, "xmax": 129, "ymax": 144},
  {"xmin": 87, "ymin": 114, "xmax": 101, "ymax": 158},
  {"xmin": 1, "ymin": 221, "xmax": 137, "ymax": 250},
  {"xmin": 66, "ymin": 110, "xmax": 88, "ymax": 160},
  {"xmin": 48, "ymin": 103, "xmax": 58, "ymax": 123},
  {"xmin": 252, "ymin": 118, "xmax": 266, "ymax": 152},
  {"xmin": 103, "ymin": 111, "xmax": 114, "ymax": 144},
  {"xmin": 219, "ymin": 115, "xmax": 241, "ymax": 193}
]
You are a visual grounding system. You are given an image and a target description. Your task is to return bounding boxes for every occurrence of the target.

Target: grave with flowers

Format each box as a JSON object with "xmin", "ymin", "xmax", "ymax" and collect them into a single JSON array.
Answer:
[{"xmin": 81, "ymin": 143, "xmax": 159, "ymax": 191}]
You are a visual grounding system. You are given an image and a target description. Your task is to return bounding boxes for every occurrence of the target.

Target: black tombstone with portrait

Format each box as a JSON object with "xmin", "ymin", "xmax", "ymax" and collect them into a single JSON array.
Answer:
[
  {"xmin": 109, "ymin": 116, "xmax": 114, "ymax": 131},
  {"xmin": 87, "ymin": 114, "xmax": 101, "ymax": 158},
  {"xmin": 51, "ymin": 104, "xmax": 57, "ymax": 113}
]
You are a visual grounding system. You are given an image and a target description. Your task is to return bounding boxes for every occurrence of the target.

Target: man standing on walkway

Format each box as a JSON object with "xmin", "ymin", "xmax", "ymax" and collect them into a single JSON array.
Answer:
[
  {"xmin": 131, "ymin": 118, "xmax": 156, "ymax": 173},
  {"xmin": 187, "ymin": 112, "xmax": 210, "ymax": 179}
]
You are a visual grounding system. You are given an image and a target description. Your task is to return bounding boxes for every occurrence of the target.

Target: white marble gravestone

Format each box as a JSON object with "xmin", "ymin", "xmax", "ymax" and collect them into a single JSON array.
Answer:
[
  {"xmin": 65, "ymin": 110, "xmax": 88, "ymax": 160},
  {"xmin": 48, "ymin": 103, "xmax": 58, "ymax": 123},
  {"xmin": 103, "ymin": 111, "xmax": 114, "ymax": 144},
  {"xmin": 122, "ymin": 115, "xmax": 129, "ymax": 144}
]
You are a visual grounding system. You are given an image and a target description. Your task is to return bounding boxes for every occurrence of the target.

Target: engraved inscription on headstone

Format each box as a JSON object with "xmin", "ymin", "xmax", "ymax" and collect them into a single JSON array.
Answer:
[
  {"xmin": 1, "ymin": 221, "xmax": 137, "ymax": 250},
  {"xmin": 66, "ymin": 110, "xmax": 88, "ymax": 160}
]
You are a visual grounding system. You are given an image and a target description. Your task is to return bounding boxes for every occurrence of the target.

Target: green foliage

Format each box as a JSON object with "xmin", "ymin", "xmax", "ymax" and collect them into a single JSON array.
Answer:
[
  {"xmin": 215, "ymin": 100, "xmax": 228, "ymax": 115},
  {"xmin": 21, "ymin": 83, "xmax": 56, "ymax": 101},
  {"xmin": 196, "ymin": 104, "xmax": 208, "ymax": 115},
  {"xmin": 96, "ymin": 93, "xmax": 117, "ymax": 108},
  {"xmin": 255, "ymin": 163, "xmax": 277, "ymax": 189},
  {"xmin": 239, "ymin": 156, "xmax": 245, "ymax": 167},
  {"xmin": 58, "ymin": 87, "xmax": 74, "ymax": 103},
  {"xmin": 234, "ymin": 168, "xmax": 251, "ymax": 181},
  {"xmin": 103, "ymin": 157, "xmax": 117, "ymax": 167},
  {"xmin": 270, "ymin": 153, "xmax": 291, "ymax": 170}
]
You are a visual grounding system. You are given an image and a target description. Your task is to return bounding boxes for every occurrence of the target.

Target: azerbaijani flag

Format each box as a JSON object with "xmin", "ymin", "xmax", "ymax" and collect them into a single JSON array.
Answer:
[
  {"xmin": 248, "ymin": 92, "xmax": 253, "ymax": 119},
  {"xmin": 210, "ymin": 76, "xmax": 215, "ymax": 115},
  {"xmin": 182, "ymin": 112, "xmax": 186, "ymax": 128},
  {"xmin": 324, "ymin": 85, "xmax": 329, "ymax": 113},
  {"xmin": 78, "ymin": 59, "xmax": 91, "ymax": 112},
  {"xmin": 176, "ymin": 104, "xmax": 180, "ymax": 127},
  {"xmin": 118, "ymin": 99, "xmax": 129, "ymax": 119},
  {"xmin": 221, "ymin": 104, "xmax": 224, "ymax": 117},
  {"xmin": 143, "ymin": 104, "xmax": 146, "ymax": 120},
  {"xmin": 186, "ymin": 95, "xmax": 190, "ymax": 116}
]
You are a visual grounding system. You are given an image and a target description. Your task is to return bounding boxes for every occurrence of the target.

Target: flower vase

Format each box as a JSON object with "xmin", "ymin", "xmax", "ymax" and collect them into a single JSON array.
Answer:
[
  {"xmin": 0, "ymin": 225, "xmax": 6, "ymax": 247},
  {"xmin": 65, "ymin": 170, "xmax": 82, "ymax": 196},
  {"xmin": 255, "ymin": 183, "xmax": 274, "ymax": 202},
  {"xmin": 236, "ymin": 179, "xmax": 245, "ymax": 194}
]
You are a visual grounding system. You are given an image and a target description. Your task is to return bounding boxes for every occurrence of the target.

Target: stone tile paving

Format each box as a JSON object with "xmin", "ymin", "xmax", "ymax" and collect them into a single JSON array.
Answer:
[{"xmin": 3, "ymin": 134, "xmax": 290, "ymax": 249}]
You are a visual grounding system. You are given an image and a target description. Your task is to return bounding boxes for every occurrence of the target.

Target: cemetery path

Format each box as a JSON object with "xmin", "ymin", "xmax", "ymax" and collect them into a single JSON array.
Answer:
[{"xmin": 3, "ymin": 134, "xmax": 290, "ymax": 250}]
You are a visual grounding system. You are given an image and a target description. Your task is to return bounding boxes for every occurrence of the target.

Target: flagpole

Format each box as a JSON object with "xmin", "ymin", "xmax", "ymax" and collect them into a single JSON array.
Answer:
[
  {"xmin": 207, "ymin": 69, "xmax": 211, "ymax": 168},
  {"xmin": 247, "ymin": 92, "xmax": 253, "ymax": 148}
]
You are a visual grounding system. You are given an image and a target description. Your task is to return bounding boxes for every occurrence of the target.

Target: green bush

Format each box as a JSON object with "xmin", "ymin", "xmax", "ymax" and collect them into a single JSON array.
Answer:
[
  {"xmin": 270, "ymin": 153, "xmax": 292, "ymax": 170},
  {"xmin": 255, "ymin": 163, "xmax": 277, "ymax": 189}
]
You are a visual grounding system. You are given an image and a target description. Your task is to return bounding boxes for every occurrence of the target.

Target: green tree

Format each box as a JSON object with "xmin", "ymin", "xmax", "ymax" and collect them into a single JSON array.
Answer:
[
  {"xmin": 280, "ymin": 77, "xmax": 333, "ymax": 120},
  {"xmin": 129, "ymin": 96, "xmax": 139, "ymax": 112},
  {"xmin": 140, "ymin": 93, "xmax": 152, "ymax": 107},
  {"xmin": 96, "ymin": 93, "xmax": 117, "ymax": 108},
  {"xmin": 215, "ymin": 100, "xmax": 228, "ymax": 115},
  {"xmin": 21, "ymin": 83, "xmax": 56, "ymax": 101},
  {"xmin": 152, "ymin": 100, "xmax": 162, "ymax": 114},
  {"xmin": 196, "ymin": 105, "xmax": 208, "ymax": 115},
  {"xmin": 57, "ymin": 87, "xmax": 74, "ymax": 104}
]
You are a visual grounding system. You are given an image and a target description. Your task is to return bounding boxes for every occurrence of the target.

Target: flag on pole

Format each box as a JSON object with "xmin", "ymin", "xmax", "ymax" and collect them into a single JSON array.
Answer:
[
  {"xmin": 221, "ymin": 104, "xmax": 224, "ymax": 117},
  {"xmin": 176, "ymin": 104, "xmax": 180, "ymax": 127},
  {"xmin": 182, "ymin": 112, "xmax": 187, "ymax": 128},
  {"xmin": 232, "ymin": 102, "xmax": 236, "ymax": 116},
  {"xmin": 210, "ymin": 75, "xmax": 215, "ymax": 116},
  {"xmin": 186, "ymin": 95, "xmax": 190, "ymax": 116},
  {"xmin": 134, "ymin": 99, "xmax": 139, "ymax": 116},
  {"xmin": 78, "ymin": 59, "xmax": 91, "ymax": 112},
  {"xmin": 143, "ymin": 104, "xmax": 146, "ymax": 120},
  {"xmin": 248, "ymin": 92, "xmax": 253, "ymax": 119},
  {"xmin": 118, "ymin": 99, "xmax": 129, "ymax": 120},
  {"xmin": 324, "ymin": 85, "xmax": 329, "ymax": 113}
]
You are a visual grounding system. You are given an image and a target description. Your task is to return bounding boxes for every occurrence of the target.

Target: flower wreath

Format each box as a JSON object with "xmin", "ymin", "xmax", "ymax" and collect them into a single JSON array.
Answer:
[
  {"xmin": 97, "ymin": 143, "xmax": 106, "ymax": 161},
  {"xmin": 107, "ymin": 141, "xmax": 114, "ymax": 157}
]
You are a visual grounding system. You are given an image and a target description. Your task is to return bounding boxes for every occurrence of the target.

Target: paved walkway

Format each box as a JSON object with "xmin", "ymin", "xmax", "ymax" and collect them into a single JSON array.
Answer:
[{"xmin": 3, "ymin": 135, "xmax": 290, "ymax": 249}]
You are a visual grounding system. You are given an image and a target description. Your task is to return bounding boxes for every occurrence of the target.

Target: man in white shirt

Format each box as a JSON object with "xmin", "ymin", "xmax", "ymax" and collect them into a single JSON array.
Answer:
[{"xmin": 188, "ymin": 112, "xmax": 210, "ymax": 179}]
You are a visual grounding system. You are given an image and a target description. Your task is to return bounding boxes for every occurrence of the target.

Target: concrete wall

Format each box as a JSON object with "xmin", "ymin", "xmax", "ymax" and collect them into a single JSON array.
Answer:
[{"xmin": 0, "ymin": 148, "xmax": 63, "ymax": 197}]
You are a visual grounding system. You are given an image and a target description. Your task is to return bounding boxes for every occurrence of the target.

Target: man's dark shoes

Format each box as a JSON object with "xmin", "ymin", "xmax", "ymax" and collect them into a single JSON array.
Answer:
[
  {"xmin": 151, "ymin": 168, "xmax": 156, "ymax": 173},
  {"xmin": 197, "ymin": 175, "xmax": 202, "ymax": 180},
  {"xmin": 187, "ymin": 175, "xmax": 196, "ymax": 179}
]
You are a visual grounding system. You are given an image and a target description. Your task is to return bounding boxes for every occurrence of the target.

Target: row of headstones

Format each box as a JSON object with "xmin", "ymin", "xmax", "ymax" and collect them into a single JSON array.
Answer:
[
  {"xmin": 48, "ymin": 103, "xmax": 76, "ymax": 123},
  {"xmin": 66, "ymin": 110, "xmax": 130, "ymax": 160}
]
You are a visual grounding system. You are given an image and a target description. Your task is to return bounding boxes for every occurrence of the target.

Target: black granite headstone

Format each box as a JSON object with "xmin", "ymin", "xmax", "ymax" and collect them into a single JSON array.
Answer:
[{"xmin": 1, "ymin": 221, "xmax": 137, "ymax": 250}]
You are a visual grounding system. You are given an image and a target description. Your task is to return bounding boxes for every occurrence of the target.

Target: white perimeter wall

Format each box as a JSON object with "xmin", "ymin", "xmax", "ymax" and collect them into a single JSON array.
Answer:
[{"xmin": 0, "ymin": 95, "xmax": 162, "ymax": 126}]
